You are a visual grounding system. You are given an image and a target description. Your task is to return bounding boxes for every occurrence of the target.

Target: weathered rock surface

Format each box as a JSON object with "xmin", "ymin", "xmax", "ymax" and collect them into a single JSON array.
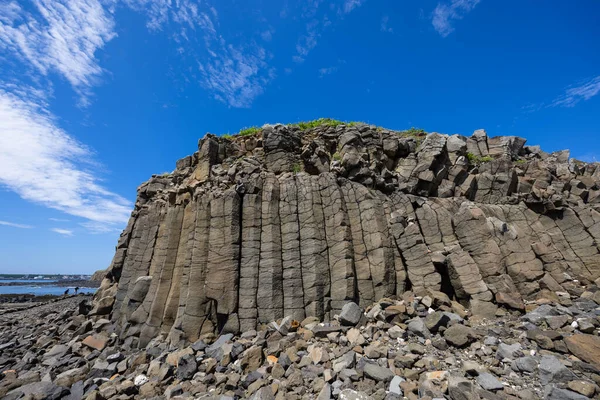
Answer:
[{"xmin": 89, "ymin": 122, "xmax": 600, "ymax": 349}]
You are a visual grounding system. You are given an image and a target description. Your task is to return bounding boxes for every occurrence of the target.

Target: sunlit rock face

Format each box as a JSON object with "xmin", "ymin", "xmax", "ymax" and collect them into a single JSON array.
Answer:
[{"xmin": 92, "ymin": 122, "xmax": 600, "ymax": 348}]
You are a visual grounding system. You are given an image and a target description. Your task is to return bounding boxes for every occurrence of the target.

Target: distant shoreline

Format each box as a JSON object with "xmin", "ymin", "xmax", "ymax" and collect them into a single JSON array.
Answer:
[{"xmin": 0, "ymin": 279, "xmax": 101, "ymax": 288}]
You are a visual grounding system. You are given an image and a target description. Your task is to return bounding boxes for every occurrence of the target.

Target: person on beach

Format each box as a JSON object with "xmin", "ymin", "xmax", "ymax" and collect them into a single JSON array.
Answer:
[
  {"xmin": 64, "ymin": 289, "xmax": 69, "ymax": 296},
  {"xmin": 75, "ymin": 287, "xmax": 79, "ymax": 294}
]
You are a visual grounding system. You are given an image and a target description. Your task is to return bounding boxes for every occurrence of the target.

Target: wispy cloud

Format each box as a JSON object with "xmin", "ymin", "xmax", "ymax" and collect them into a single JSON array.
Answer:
[
  {"xmin": 51, "ymin": 228, "xmax": 73, "ymax": 236},
  {"xmin": 198, "ymin": 43, "xmax": 275, "ymax": 108},
  {"xmin": 124, "ymin": 0, "xmax": 273, "ymax": 108},
  {"xmin": 575, "ymin": 153, "xmax": 598, "ymax": 163},
  {"xmin": 0, "ymin": 88, "xmax": 132, "ymax": 231},
  {"xmin": 342, "ymin": 0, "xmax": 366, "ymax": 14},
  {"xmin": 49, "ymin": 217, "xmax": 69, "ymax": 222},
  {"xmin": 0, "ymin": 220, "xmax": 33, "ymax": 229},
  {"xmin": 318, "ymin": 66, "xmax": 338, "ymax": 78},
  {"xmin": 381, "ymin": 15, "xmax": 393, "ymax": 33},
  {"xmin": 432, "ymin": 0, "xmax": 480, "ymax": 37},
  {"xmin": 550, "ymin": 76, "xmax": 600, "ymax": 108},
  {"xmin": 0, "ymin": 0, "xmax": 116, "ymax": 105},
  {"xmin": 293, "ymin": 0, "xmax": 365, "ymax": 64},
  {"xmin": 294, "ymin": 20, "xmax": 320, "ymax": 63},
  {"xmin": 523, "ymin": 75, "xmax": 600, "ymax": 113}
]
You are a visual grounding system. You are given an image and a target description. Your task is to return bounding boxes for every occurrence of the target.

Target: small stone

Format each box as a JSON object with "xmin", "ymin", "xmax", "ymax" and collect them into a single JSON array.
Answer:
[
  {"xmin": 567, "ymin": 380, "xmax": 596, "ymax": 397},
  {"xmin": 407, "ymin": 318, "xmax": 431, "ymax": 338},
  {"xmin": 545, "ymin": 386, "xmax": 590, "ymax": 400},
  {"xmin": 363, "ymin": 363, "xmax": 394, "ymax": 382},
  {"xmin": 513, "ymin": 357, "xmax": 537, "ymax": 373},
  {"xmin": 388, "ymin": 325, "xmax": 404, "ymax": 339},
  {"xmin": 338, "ymin": 389, "xmax": 373, "ymax": 400},
  {"xmin": 134, "ymin": 374, "xmax": 149, "ymax": 386},
  {"xmin": 317, "ymin": 383, "xmax": 331, "ymax": 400},
  {"xmin": 339, "ymin": 302, "xmax": 362, "ymax": 326},
  {"xmin": 476, "ymin": 372, "xmax": 504, "ymax": 391},
  {"xmin": 177, "ymin": 353, "xmax": 197, "ymax": 380},
  {"xmin": 424, "ymin": 312, "xmax": 450, "ymax": 332},
  {"xmin": 496, "ymin": 343, "xmax": 522, "ymax": 361},
  {"xmin": 388, "ymin": 376, "xmax": 404, "ymax": 396},
  {"xmin": 443, "ymin": 324, "xmax": 475, "ymax": 348},
  {"xmin": 82, "ymin": 335, "xmax": 108, "ymax": 351},
  {"xmin": 539, "ymin": 355, "xmax": 577, "ymax": 385}
]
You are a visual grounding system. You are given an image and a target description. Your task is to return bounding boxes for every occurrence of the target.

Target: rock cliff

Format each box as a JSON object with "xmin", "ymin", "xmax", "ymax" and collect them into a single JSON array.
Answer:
[{"xmin": 92, "ymin": 121, "xmax": 600, "ymax": 348}]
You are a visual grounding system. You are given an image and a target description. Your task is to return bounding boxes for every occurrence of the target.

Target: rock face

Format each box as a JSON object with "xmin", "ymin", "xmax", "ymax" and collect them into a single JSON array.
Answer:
[{"xmin": 92, "ymin": 122, "xmax": 600, "ymax": 347}]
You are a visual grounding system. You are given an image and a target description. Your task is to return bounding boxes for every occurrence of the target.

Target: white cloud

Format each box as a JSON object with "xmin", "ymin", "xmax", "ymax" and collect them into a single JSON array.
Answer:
[
  {"xmin": 381, "ymin": 16, "xmax": 393, "ymax": 33},
  {"xmin": 51, "ymin": 228, "xmax": 73, "ymax": 236},
  {"xmin": 550, "ymin": 76, "xmax": 600, "ymax": 108},
  {"xmin": 198, "ymin": 43, "xmax": 275, "ymax": 108},
  {"xmin": 261, "ymin": 28, "xmax": 274, "ymax": 42},
  {"xmin": 343, "ymin": 0, "xmax": 365, "ymax": 14},
  {"xmin": 432, "ymin": 0, "xmax": 480, "ymax": 37},
  {"xmin": 0, "ymin": 220, "xmax": 33, "ymax": 229},
  {"xmin": 0, "ymin": 0, "xmax": 116, "ymax": 105},
  {"xmin": 318, "ymin": 66, "xmax": 338, "ymax": 78},
  {"xmin": 0, "ymin": 88, "xmax": 132, "ymax": 230},
  {"xmin": 124, "ymin": 0, "xmax": 272, "ymax": 108},
  {"xmin": 295, "ymin": 19, "xmax": 320, "ymax": 63},
  {"xmin": 49, "ymin": 217, "xmax": 69, "ymax": 222}
]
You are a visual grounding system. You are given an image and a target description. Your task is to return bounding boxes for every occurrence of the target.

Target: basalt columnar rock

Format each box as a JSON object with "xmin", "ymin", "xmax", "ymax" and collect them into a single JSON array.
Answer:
[{"xmin": 92, "ymin": 122, "xmax": 600, "ymax": 347}]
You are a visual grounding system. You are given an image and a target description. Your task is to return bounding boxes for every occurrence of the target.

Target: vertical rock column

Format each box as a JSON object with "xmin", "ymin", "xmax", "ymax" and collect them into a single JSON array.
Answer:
[
  {"xmin": 239, "ymin": 179, "xmax": 264, "ymax": 332},
  {"xmin": 205, "ymin": 189, "xmax": 242, "ymax": 333},
  {"xmin": 178, "ymin": 194, "xmax": 213, "ymax": 342},
  {"xmin": 297, "ymin": 174, "xmax": 331, "ymax": 319},
  {"xmin": 319, "ymin": 173, "xmax": 357, "ymax": 314},
  {"xmin": 139, "ymin": 202, "xmax": 185, "ymax": 347},
  {"xmin": 257, "ymin": 173, "xmax": 284, "ymax": 324},
  {"xmin": 279, "ymin": 174, "xmax": 306, "ymax": 321}
]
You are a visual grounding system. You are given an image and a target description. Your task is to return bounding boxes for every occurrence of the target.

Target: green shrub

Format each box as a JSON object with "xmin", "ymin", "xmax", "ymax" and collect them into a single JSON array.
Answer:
[
  {"xmin": 332, "ymin": 152, "xmax": 342, "ymax": 161},
  {"xmin": 289, "ymin": 118, "xmax": 365, "ymax": 130},
  {"xmin": 292, "ymin": 163, "xmax": 303, "ymax": 173},
  {"xmin": 222, "ymin": 134, "xmax": 233, "ymax": 139},
  {"xmin": 239, "ymin": 126, "xmax": 260, "ymax": 136},
  {"xmin": 399, "ymin": 127, "xmax": 426, "ymax": 137},
  {"xmin": 466, "ymin": 152, "xmax": 493, "ymax": 164}
]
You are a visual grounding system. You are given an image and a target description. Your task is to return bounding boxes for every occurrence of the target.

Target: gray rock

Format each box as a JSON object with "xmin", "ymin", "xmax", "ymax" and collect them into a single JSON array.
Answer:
[
  {"xmin": 407, "ymin": 318, "xmax": 431, "ymax": 338},
  {"xmin": 177, "ymin": 353, "xmax": 198, "ymax": 380},
  {"xmin": 7, "ymin": 382, "xmax": 67, "ymax": 400},
  {"xmin": 317, "ymin": 383, "xmax": 332, "ymax": 400},
  {"xmin": 476, "ymin": 372, "xmax": 504, "ymax": 391},
  {"xmin": 206, "ymin": 334, "xmax": 234, "ymax": 359},
  {"xmin": 338, "ymin": 389, "xmax": 373, "ymax": 400},
  {"xmin": 388, "ymin": 376, "xmax": 404, "ymax": 396},
  {"xmin": 443, "ymin": 324, "xmax": 475, "ymax": 347},
  {"xmin": 339, "ymin": 302, "xmax": 362, "ymax": 326},
  {"xmin": 513, "ymin": 357, "xmax": 538, "ymax": 373},
  {"xmin": 496, "ymin": 343, "xmax": 522, "ymax": 361},
  {"xmin": 539, "ymin": 355, "xmax": 577, "ymax": 385},
  {"xmin": 363, "ymin": 363, "xmax": 394, "ymax": 382},
  {"xmin": 424, "ymin": 311, "xmax": 451, "ymax": 332},
  {"xmin": 545, "ymin": 386, "xmax": 590, "ymax": 400}
]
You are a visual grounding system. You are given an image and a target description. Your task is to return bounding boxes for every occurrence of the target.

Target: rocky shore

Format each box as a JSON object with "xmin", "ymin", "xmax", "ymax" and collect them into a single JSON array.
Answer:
[{"xmin": 2, "ymin": 288, "xmax": 600, "ymax": 399}]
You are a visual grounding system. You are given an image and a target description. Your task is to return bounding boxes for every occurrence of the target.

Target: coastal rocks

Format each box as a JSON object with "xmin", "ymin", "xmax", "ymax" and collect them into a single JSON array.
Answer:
[
  {"xmin": 4, "ymin": 292, "xmax": 600, "ymax": 400},
  {"xmin": 93, "ymin": 122, "xmax": 600, "ymax": 345}
]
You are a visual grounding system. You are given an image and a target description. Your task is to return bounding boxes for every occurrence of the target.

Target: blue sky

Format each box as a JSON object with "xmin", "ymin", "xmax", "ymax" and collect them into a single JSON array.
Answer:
[{"xmin": 0, "ymin": 0, "xmax": 599, "ymax": 274}]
